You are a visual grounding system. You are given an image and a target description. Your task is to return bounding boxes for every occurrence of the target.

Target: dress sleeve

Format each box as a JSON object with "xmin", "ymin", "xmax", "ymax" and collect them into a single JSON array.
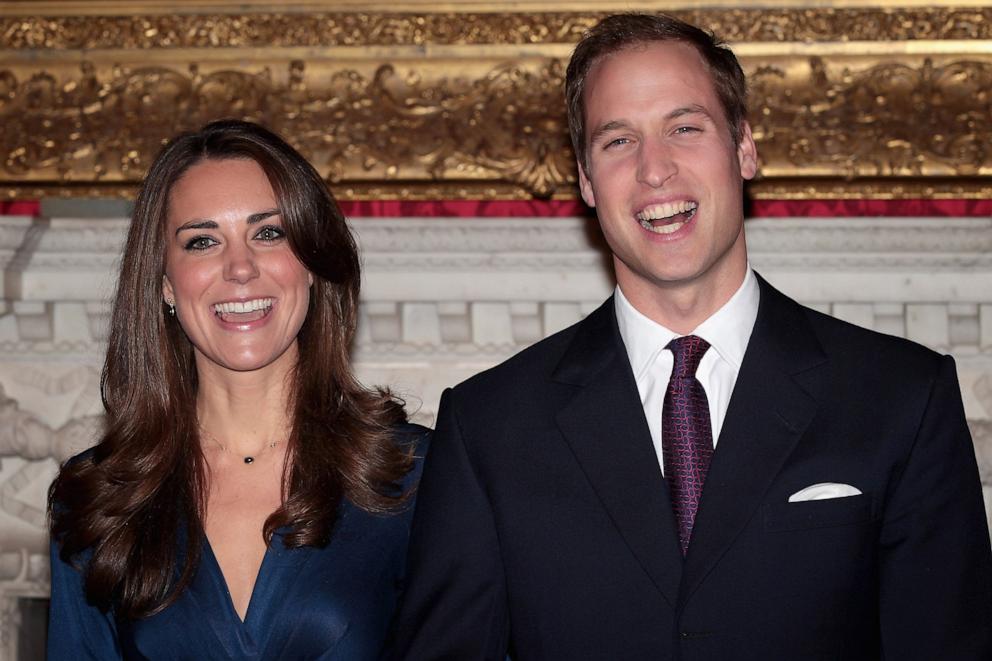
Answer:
[{"xmin": 47, "ymin": 539, "xmax": 122, "ymax": 660}]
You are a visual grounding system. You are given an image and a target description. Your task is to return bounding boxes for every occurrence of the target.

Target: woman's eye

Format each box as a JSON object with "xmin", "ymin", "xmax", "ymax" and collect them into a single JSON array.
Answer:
[
  {"xmin": 255, "ymin": 225, "xmax": 285, "ymax": 242},
  {"xmin": 184, "ymin": 236, "xmax": 217, "ymax": 251}
]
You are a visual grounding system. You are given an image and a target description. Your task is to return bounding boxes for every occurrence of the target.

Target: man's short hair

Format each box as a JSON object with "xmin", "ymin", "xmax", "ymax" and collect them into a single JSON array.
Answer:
[{"xmin": 565, "ymin": 13, "xmax": 748, "ymax": 175}]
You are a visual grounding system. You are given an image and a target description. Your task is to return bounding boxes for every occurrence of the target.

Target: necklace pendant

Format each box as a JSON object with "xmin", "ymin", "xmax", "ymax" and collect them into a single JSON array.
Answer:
[{"xmin": 244, "ymin": 456, "xmax": 254, "ymax": 464}]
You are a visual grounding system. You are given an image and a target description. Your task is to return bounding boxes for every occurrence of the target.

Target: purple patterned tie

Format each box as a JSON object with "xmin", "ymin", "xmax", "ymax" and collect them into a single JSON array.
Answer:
[{"xmin": 662, "ymin": 335, "xmax": 714, "ymax": 555}]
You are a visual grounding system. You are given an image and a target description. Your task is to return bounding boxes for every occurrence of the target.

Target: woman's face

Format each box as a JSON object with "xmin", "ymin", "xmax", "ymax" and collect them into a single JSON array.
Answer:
[{"xmin": 162, "ymin": 158, "xmax": 313, "ymax": 377}]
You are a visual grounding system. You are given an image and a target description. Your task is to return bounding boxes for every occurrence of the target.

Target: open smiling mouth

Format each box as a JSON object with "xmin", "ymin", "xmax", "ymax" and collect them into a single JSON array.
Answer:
[
  {"xmin": 212, "ymin": 298, "xmax": 273, "ymax": 323},
  {"xmin": 635, "ymin": 200, "xmax": 698, "ymax": 235}
]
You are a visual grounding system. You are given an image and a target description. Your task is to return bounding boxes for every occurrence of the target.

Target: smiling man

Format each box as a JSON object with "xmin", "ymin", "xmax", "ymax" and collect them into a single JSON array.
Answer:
[{"xmin": 390, "ymin": 13, "xmax": 992, "ymax": 660}]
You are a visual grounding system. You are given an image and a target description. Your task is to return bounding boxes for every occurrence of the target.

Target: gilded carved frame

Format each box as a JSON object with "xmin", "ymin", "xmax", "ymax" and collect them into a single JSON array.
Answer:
[{"xmin": 2, "ymin": 1, "xmax": 991, "ymax": 201}]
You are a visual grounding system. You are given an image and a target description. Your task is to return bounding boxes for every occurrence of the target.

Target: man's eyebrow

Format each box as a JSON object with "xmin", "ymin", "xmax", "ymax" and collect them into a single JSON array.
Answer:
[
  {"xmin": 588, "ymin": 120, "xmax": 631, "ymax": 146},
  {"xmin": 588, "ymin": 105, "xmax": 713, "ymax": 146},
  {"xmin": 667, "ymin": 104, "xmax": 711, "ymax": 121},
  {"xmin": 174, "ymin": 209, "xmax": 280, "ymax": 236}
]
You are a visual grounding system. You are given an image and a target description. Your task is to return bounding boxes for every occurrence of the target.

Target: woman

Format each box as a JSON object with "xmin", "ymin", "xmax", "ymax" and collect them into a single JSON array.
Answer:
[{"xmin": 47, "ymin": 120, "xmax": 426, "ymax": 659}]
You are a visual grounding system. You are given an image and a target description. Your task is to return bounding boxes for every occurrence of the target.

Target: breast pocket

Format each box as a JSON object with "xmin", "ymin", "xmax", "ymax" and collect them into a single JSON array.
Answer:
[{"xmin": 763, "ymin": 494, "xmax": 872, "ymax": 532}]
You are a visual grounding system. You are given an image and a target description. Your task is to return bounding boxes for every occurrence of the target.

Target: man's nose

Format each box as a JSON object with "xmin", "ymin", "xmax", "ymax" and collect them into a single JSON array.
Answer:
[
  {"xmin": 223, "ymin": 244, "xmax": 260, "ymax": 284},
  {"xmin": 636, "ymin": 139, "xmax": 678, "ymax": 188}
]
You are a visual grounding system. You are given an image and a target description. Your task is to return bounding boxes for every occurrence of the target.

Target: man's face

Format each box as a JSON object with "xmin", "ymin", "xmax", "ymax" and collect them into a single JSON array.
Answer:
[{"xmin": 578, "ymin": 41, "xmax": 757, "ymax": 315}]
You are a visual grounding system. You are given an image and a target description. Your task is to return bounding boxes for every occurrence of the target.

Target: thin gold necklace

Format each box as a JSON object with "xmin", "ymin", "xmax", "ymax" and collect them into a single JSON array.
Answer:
[{"xmin": 198, "ymin": 425, "xmax": 281, "ymax": 465}]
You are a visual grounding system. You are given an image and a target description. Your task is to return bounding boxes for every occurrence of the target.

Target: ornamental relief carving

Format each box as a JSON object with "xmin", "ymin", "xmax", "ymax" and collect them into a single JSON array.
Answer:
[
  {"xmin": 3, "ymin": 54, "xmax": 991, "ymax": 199},
  {"xmin": 4, "ymin": 9, "xmax": 992, "ymax": 50},
  {"xmin": 1, "ymin": 58, "xmax": 575, "ymax": 197},
  {"xmin": 751, "ymin": 57, "xmax": 992, "ymax": 180},
  {"xmin": 1, "ymin": 5, "xmax": 991, "ymax": 199}
]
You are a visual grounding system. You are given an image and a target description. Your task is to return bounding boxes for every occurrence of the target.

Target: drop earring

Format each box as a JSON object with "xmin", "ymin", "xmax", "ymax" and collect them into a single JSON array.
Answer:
[{"xmin": 166, "ymin": 300, "xmax": 175, "ymax": 316}]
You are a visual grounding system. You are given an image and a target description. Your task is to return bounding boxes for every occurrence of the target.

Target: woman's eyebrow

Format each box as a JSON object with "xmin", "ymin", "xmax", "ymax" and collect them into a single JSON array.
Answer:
[
  {"xmin": 174, "ymin": 219, "xmax": 216, "ymax": 235},
  {"xmin": 247, "ymin": 209, "xmax": 280, "ymax": 224},
  {"xmin": 173, "ymin": 209, "xmax": 280, "ymax": 235}
]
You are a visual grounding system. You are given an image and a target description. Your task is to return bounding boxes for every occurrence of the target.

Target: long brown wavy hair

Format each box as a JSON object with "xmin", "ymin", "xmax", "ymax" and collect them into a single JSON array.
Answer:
[{"xmin": 48, "ymin": 120, "xmax": 411, "ymax": 619}]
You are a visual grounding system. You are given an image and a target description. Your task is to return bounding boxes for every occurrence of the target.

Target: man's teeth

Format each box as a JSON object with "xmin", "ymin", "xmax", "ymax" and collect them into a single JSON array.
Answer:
[
  {"xmin": 635, "ymin": 201, "xmax": 697, "ymax": 235},
  {"xmin": 640, "ymin": 219, "xmax": 686, "ymax": 234},
  {"xmin": 213, "ymin": 298, "xmax": 273, "ymax": 315},
  {"xmin": 635, "ymin": 200, "xmax": 698, "ymax": 222}
]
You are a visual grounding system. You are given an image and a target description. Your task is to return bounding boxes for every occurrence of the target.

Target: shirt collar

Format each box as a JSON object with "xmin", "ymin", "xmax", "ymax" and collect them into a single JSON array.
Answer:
[{"xmin": 615, "ymin": 267, "xmax": 760, "ymax": 378}]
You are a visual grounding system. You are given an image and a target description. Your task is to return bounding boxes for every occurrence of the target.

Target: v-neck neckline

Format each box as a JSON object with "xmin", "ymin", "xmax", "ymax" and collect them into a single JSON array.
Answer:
[
  {"xmin": 192, "ymin": 529, "xmax": 315, "ymax": 658},
  {"xmin": 201, "ymin": 534, "xmax": 272, "ymax": 628}
]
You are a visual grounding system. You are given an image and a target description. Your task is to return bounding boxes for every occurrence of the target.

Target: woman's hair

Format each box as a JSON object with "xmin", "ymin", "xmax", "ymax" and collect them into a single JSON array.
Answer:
[{"xmin": 49, "ymin": 120, "xmax": 410, "ymax": 618}]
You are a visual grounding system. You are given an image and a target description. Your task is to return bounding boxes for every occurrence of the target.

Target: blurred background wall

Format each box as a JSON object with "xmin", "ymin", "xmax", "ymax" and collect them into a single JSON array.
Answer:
[{"xmin": 1, "ymin": 1, "xmax": 991, "ymax": 657}]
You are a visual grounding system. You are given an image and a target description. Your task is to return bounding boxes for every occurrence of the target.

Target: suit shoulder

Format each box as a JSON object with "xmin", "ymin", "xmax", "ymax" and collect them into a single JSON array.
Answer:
[
  {"xmin": 800, "ymin": 303, "xmax": 947, "ymax": 376},
  {"xmin": 449, "ymin": 317, "xmax": 584, "ymax": 399}
]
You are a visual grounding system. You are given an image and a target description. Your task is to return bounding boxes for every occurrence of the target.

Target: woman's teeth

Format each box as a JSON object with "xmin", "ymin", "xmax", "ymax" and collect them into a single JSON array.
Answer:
[{"xmin": 213, "ymin": 298, "xmax": 273, "ymax": 316}]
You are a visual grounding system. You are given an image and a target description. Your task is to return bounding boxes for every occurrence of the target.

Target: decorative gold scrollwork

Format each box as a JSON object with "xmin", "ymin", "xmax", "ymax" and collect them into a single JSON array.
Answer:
[
  {"xmin": 3, "ymin": 9, "xmax": 992, "ymax": 50},
  {"xmin": 1, "ymin": 5, "xmax": 991, "ymax": 200}
]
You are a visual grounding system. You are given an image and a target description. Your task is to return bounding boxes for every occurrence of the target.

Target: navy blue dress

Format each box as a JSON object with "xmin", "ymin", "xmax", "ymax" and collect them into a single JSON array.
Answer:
[{"xmin": 48, "ymin": 425, "xmax": 428, "ymax": 660}]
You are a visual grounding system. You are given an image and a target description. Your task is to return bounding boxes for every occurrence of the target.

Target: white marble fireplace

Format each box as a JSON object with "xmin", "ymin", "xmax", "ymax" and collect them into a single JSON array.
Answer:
[{"xmin": 0, "ymin": 212, "xmax": 990, "ymax": 658}]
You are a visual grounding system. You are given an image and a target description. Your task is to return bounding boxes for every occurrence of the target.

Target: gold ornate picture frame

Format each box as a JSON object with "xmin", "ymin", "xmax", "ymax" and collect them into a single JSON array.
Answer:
[{"xmin": 2, "ymin": 1, "xmax": 991, "ymax": 201}]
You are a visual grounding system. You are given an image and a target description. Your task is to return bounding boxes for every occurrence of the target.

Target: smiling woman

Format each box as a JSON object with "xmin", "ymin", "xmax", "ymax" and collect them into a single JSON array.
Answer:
[
  {"xmin": 45, "ymin": 120, "xmax": 428, "ymax": 660},
  {"xmin": 163, "ymin": 158, "xmax": 313, "ymax": 376}
]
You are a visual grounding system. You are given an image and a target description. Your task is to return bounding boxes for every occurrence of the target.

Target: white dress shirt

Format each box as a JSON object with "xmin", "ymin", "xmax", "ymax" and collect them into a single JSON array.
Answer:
[{"xmin": 614, "ymin": 267, "xmax": 760, "ymax": 476}]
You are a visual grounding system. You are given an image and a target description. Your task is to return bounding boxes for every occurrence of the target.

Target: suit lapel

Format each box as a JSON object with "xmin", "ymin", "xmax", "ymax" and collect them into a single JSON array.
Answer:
[
  {"xmin": 679, "ymin": 275, "xmax": 827, "ymax": 604},
  {"xmin": 553, "ymin": 298, "xmax": 684, "ymax": 607}
]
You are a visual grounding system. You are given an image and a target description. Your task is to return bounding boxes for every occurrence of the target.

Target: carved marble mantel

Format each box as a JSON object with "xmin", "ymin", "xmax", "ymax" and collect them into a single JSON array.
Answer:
[{"xmin": 0, "ymin": 212, "xmax": 991, "ymax": 657}]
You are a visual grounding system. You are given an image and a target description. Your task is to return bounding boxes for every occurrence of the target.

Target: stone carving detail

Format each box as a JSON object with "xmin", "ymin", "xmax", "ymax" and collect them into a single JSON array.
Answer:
[
  {"xmin": 974, "ymin": 420, "xmax": 992, "ymax": 484},
  {"xmin": 751, "ymin": 58, "xmax": 992, "ymax": 179},
  {"xmin": 4, "ymin": 8, "xmax": 992, "ymax": 50},
  {"xmin": 974, "ymin": 374, "xmax": 992, "ymax": 484},
  {"xmin": 0, "ymin": 547, "xmax": 50, "ymax": 660},
  {"xmin": 2, "ymin": 56, "xmax": 991, "ymax": 199},
  {"xmin": 0, "ymin": 59, "xmax": 574, "ymax": 197},
  {"xmin": 744, "ymin": 218, "xmax": 992, "ymax": 255},
  {"xmin": 0, "ymin": 212, "xmax": 988, "ymax": 656},
  {"xmin": 0, "ymin": 382, "xmax": 101, "ymax": 463}
]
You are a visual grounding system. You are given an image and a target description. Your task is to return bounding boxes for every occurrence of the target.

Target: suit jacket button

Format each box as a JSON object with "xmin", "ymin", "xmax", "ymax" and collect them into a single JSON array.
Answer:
[{"xmin": 680, "ymin": 630, "xmax": 711, "ymax": 639}]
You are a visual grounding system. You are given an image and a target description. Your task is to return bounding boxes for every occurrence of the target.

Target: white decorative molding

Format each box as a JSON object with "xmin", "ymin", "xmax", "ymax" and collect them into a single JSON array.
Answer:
[
  {"xmin": 0, "ymin": 549, "xmax": 50, "ymax": 661},
  {"xmin": 0, "ymin": 212, "xmax": 990, "ymax": 653},
  {"xmin": 0, "ymin": 382, "xmax": 102, "ymax": 463},
  {"xmin": 747, "ymin": 217, "xmax": 992, "ymax": 255}
]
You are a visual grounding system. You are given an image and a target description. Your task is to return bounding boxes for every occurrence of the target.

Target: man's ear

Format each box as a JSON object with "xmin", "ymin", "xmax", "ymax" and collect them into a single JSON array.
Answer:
[
  {"xmin": 737, "ymin": 121, "xmax": 758, "ymax": 181},
  {"xmin": 577, "ymin": 159, "xmax": 596, "ymax": 208},
  {"xmin": 162, "ymin": 274, "xmax": 175, "ymax": 304}
]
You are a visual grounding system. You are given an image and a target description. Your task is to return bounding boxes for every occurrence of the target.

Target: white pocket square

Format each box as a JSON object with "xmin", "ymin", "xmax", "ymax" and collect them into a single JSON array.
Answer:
[{"xmin": 788, "ymin": 483, "xmax": 862, "ymax": 502}]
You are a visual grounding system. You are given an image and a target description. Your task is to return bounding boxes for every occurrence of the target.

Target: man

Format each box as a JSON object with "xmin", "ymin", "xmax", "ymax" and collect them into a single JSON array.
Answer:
[{"xmin": 390, "ymin": 13, "xmax": 992, "ymax": 660}]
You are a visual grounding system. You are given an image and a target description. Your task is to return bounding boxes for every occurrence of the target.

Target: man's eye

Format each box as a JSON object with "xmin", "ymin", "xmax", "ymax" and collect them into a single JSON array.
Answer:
[
  {"xmin": 674, "ymin": 126, "xmax": 701, "ymax": 135},
  {"xmin": 255, "ymin": 226, "xmax": 285, "ymax": 242},
  {"xmin": 184, "ymin": 236, "xmax": 217, "ymax": 251},
  {"xmin": 604, "ymin": 137, "xmax": 631, "ymax": 149}
]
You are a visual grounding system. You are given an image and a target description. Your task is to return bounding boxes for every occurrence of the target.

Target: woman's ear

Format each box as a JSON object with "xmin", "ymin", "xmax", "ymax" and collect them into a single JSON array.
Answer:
[{"xmin": 162, "ymin": 274, "xmax": 175, "ymax": 305}]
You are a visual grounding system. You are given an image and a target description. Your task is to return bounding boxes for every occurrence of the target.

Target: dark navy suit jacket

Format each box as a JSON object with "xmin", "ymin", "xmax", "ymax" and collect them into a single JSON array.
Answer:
[{"xmin": 390, "ymin": 275, "xmax": 992, "ymax": 660}]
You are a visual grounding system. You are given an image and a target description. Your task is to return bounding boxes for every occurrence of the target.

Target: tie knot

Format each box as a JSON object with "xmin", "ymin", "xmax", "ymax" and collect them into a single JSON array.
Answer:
[{"xmin": 666, "ymin": 335, "xmax": 710, "ymax": 379}]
